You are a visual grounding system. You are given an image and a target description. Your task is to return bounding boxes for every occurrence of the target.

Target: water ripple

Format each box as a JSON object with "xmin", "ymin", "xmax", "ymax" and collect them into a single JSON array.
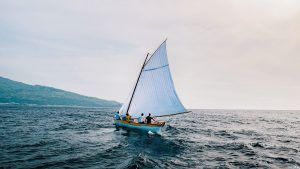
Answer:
[{"xmin": 0, "ymin": 106, "xmax": 299, "ymax": 168}]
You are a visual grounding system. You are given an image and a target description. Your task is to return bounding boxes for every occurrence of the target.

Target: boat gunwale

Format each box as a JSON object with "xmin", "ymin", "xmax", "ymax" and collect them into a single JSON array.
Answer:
[{"xmin": 114, "ymin": 120, "xmax": 165, "ymax": 127}]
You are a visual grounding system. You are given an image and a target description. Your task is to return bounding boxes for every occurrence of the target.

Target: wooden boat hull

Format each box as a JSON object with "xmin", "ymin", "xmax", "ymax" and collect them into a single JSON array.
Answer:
[{"xmin": 114, "ymin": 120, "xmax": 165, "ymax": 134}]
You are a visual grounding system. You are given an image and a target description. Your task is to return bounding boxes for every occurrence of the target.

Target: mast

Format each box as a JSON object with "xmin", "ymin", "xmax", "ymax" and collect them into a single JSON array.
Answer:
[{"xmin": 126, "ymin": 53, "xmax": 149, "ymax": 114}]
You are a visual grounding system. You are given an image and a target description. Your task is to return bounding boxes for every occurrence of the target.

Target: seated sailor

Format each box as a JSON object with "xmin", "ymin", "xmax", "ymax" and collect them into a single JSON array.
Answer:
[
  {"xmin": 126, "ymin": 112, "xmax": 131, "ymax": 122},
  {"xmin": 121, "ymin": 113, "xmax": 126, "ymax": 121},
  {"xmin": 146, "ymin": 113, "xmax": 155, "ymax": 124},
  {"xmin": 138, "ymin": 113, "xmax": 145, "ymax": 124},
  {"xmin": 114, "ymin": 111, "xmax": 120, "ymax": 120}
]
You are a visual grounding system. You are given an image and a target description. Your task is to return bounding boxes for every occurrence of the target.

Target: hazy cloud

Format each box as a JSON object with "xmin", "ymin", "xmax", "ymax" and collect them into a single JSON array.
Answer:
[{"xmin": 1, "ymin": 0, "xmax": 300, "ymax": 109}]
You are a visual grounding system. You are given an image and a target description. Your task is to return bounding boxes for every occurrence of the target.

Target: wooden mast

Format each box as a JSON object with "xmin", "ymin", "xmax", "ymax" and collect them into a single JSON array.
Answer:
[{"xmin": 126, "ymin": 53, "xmax": 149, "ymax": 114}]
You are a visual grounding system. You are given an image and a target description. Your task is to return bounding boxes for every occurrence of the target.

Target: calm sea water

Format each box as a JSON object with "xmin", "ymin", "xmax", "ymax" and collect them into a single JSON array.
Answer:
[{"xmin": 0, "ymin": 105, "xmax": 299, "ymax": 169}]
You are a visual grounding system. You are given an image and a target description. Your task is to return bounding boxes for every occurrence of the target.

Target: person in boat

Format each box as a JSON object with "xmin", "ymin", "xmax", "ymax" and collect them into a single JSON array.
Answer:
[
  {"xmin": 126, "ymin": 112, "xmax": 131, "ymax": 123},
  {"xmin": 114, "ymin": 111, "xmax": 120, "ymax": 120},
  {"xmin": 146, "ymin": 113, "xmax": 155, "ymax": 124},
  {"xmin": 138, "ymin": 113, "xmax": 145, "ymax": 124},
  {"xmin": 121, "ymin": 112, "xmax": 126, "ymax": 121}
]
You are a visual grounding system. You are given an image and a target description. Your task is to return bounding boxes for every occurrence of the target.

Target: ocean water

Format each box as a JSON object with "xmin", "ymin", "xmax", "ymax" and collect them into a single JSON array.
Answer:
[{"xmin": 0, "ymin": 105, "xmax": 299, "ymax": 169}]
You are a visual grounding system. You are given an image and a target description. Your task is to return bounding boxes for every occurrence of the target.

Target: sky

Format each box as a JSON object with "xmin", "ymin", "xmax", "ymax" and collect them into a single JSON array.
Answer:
[{"xmin": 1, "ymin": 0, "xmax": 300, "ymax": 110}]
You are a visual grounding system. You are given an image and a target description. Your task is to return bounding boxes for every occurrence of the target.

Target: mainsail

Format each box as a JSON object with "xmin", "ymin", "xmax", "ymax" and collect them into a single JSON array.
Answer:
[{"xmin": 119, "ymin": 40, "xmax": 187, "ymax": 118}]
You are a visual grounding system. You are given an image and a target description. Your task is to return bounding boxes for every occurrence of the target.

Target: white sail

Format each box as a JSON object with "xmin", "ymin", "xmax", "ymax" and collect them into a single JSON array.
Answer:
[{"xmin": 119, "ymin": 40, "xmax": 187, "ymax": 118}]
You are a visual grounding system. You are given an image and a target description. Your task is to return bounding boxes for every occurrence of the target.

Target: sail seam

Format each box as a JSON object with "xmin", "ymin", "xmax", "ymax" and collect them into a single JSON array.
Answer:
[{"xmin": 143, "ymin": 64, "xmax": 169, "ymax": 71}]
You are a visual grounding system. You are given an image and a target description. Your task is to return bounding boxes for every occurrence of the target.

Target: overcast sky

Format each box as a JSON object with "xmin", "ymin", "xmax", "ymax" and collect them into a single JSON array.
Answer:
[{"xmin": 1, "ymin": 0, "xmax": 300, "ymax": 110}]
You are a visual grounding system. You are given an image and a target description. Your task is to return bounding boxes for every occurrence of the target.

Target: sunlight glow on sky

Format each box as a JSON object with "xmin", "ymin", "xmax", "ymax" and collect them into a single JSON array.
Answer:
[{"xmin": 1, "ymin": 0, "xmax": 300, "ymax": 109}]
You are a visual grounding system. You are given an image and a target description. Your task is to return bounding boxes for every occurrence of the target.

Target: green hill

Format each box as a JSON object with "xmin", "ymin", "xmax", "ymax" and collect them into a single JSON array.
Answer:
[{"xmin": 0, "ymin": 76, "xmax": 121, "ymax": 107}]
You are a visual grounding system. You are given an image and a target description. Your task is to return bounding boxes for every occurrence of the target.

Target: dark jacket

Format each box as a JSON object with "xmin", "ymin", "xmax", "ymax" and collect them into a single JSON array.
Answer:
[{"xmin": 146, "ymin": 116, "xmax": 153, "ymax": 124}]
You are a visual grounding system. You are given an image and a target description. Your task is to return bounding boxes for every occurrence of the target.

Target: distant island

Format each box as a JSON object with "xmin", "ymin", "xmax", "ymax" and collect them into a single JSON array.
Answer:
[{"xmin": 0, "ymin": 76, "xmax": 121, "ymax": 107}]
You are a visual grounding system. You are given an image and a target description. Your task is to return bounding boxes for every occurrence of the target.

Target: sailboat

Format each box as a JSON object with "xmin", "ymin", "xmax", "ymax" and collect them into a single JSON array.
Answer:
[{"xmin": 114, "ymin": 40, "xmax": 188, "ymax": 134}]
